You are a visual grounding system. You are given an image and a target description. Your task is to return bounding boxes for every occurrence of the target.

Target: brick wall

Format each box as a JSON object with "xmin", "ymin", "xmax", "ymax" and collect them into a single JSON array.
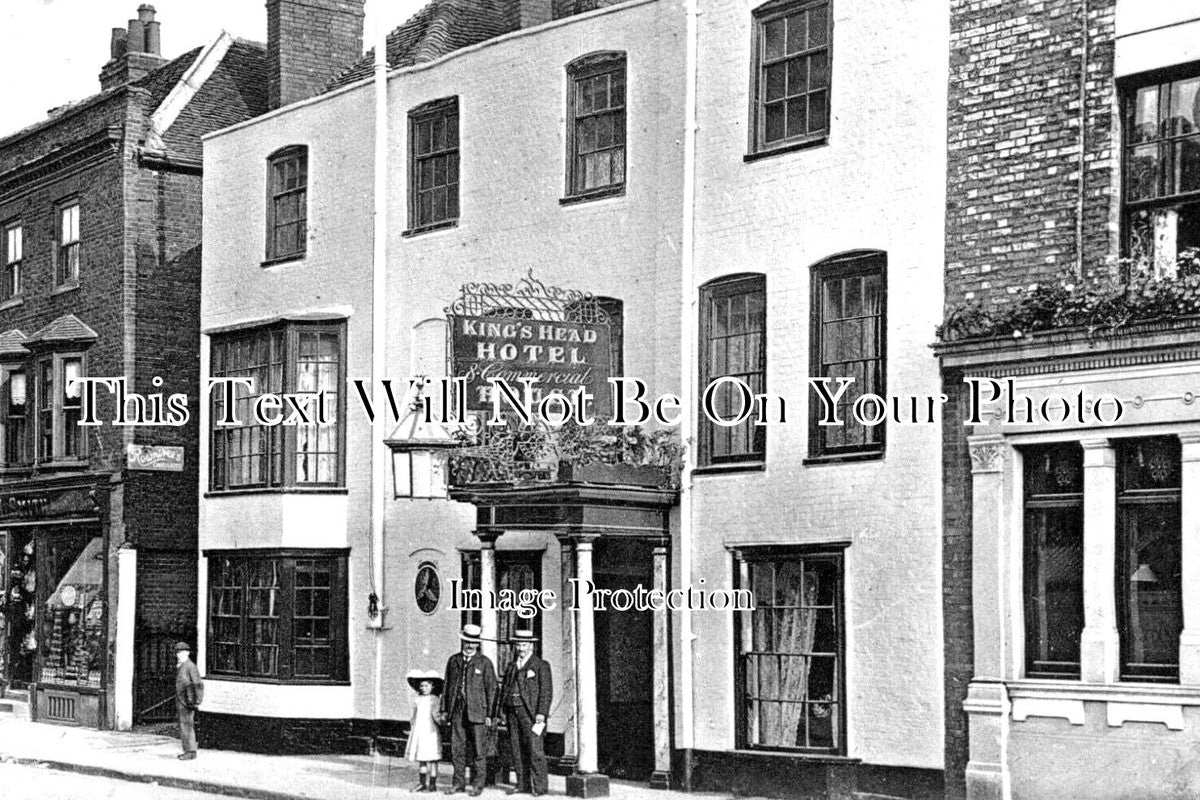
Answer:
[
  {"xmin": 136, "ymin": 549, "xmax": 198, "ymax": 633},
  {"xmin": 945, "ymin": 0, "xmax": 1118, "ymax": 311},
  {"xmin": 267, "ymin": 0, "xmax": 365, "ymax": 110}
]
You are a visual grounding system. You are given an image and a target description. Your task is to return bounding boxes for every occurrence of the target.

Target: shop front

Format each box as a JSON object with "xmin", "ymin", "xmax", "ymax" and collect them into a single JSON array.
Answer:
[{"xmin": 0, "ymin": 476, "xmax": 113, "ymax": 727}]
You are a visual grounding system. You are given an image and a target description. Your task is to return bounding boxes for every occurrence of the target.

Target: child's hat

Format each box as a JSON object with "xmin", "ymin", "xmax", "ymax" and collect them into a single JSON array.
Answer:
[{"xmin": 406, "ymin": 668, "xmax": 444, "ymax": 693}]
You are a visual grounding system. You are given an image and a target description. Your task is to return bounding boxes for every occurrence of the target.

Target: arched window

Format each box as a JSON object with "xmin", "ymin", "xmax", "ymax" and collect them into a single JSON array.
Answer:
[
  {"xmin": 808, "ymin": 250, "xmax": 886, "ymax": 458},
  {"xmin": 265, "ymin": 145, "xmax": 308, "ymax": 263}
]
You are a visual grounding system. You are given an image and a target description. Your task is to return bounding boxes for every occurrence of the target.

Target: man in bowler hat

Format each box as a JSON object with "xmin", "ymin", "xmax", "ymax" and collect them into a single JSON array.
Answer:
[
  {"xmin": 441, "ymin": 624, "xmax": 497, "ymax": 796},
  {"xmin": 174, "ymin": 642, "xmax": 204, "ymax": 760},
  {"xmin": 499, "ymin": 630, "xmax": 552, "ymax": 796}
]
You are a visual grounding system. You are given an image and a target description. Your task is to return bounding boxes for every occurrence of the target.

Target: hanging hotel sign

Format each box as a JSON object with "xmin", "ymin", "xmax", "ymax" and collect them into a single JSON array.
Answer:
[{"xmin": 447, "ymin": 271, "xmax": 614, "ymax": 417}]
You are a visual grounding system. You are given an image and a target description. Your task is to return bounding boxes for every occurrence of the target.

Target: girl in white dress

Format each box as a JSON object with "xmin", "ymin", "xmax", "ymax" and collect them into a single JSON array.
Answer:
[{"xmin": 405, "ymin": 669, "xmax": 444, "ymax": 792}]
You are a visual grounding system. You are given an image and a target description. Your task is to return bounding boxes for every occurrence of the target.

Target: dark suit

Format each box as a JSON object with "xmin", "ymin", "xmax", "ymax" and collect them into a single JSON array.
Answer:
[
  {"xmin": 175, "ymin": 658, "xmax": 204, "ymax": 754},
  {"xmin": 500, "ymin": 655, "xmax": 552, "ymax": 794},
  {"xmin": 442, "ymin": 650, "xmax": 497, "ymax": 789}
]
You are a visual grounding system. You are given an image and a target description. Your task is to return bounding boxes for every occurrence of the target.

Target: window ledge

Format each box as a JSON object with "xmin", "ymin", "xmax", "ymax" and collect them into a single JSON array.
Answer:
[
  {"xmin": 0, "ymin": 295, "xmax": 24, "ymax": 312},
  {"xmin": 261, "ymin": 253, "xmax": 306, "ymax": 268},
  {"xmin": 1007, "ymin": 679, "xmax": 1200, "ymax": 705},
  {"xmin": 744, "ymin": 136, "xmax": 829, "ymax": 163},
  {"xmin": 51, "ymin": 281, "xmax": 79, "ymax": 296},
  {"xmin": 693, "ymin": 461, "xmax": 766, "ymax": 476},
  {"xmin": 402, "ymin": 220, "xmax": 458, "ymax": 238},
  {"xmin": 560, "ymin": 185, "xmax": 626, "ymax": 206},
  {"xmin": 205, "ymin": 486, "xmax": 349, "ymax": 499},
  {"xmin": 803, "ymin": 450, "xmax": 884, "ymax": 467},
  {"xmin": 202, "ymin": 674, "xmax": 351, "ymax": 687},
  {"xmin": 728, "ymin": 748, "xmax": 857, "ymax": 763},
  {"xmin": 35, "ymin": 459, "xmax": 90, "ymax": 473},
  {"xmin": 0, "ymin": 465, "xmax": 34, "ymax": 476}
]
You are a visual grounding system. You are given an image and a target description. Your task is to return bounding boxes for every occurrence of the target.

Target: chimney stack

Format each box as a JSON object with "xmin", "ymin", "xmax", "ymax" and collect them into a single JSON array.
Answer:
[
  {"xmin": 267, "ymin": 0, "xmax": 366, "ymax": 110},
  {"xmin": 100, "ymin": 5, "xmax": 167, "ymax": 91}
]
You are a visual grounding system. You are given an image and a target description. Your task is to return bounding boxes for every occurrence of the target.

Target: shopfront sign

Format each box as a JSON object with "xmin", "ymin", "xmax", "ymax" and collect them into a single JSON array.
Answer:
[{"xmin": 126, "ymin": 443, "xmax": 184, "ymax": 472}]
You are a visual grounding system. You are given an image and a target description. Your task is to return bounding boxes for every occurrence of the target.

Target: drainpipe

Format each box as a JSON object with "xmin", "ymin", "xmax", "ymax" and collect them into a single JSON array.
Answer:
[
  {"xmin": 1075, "ymin": 0, "xmax": 1089, "ymax": 277},
  {"xmin": 678, "ymin": 0, "xmax": 699, "ymax": 784},
  {"xmin": 369, "ymin": 0, "xmax": 390, "ymax": 732}
]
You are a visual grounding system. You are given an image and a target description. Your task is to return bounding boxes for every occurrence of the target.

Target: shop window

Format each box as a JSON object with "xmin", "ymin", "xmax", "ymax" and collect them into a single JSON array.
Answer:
[
  {"xmin": 36, "ymin": 354, "xmax": 84, "ymax": 463},
  {"xmin": 1124, "ymin": 73, "xmax": 1200, "ymax": 275},
  {"xmin": 205, "ymin": 550, "xmax": 349, "ymax": 682},
  {"xmin": 1021, "ymin": 443, "xmax": 1084, "ymax": 680},
  {"xmin": 2, "ymin": 367, "xmax": 28, "ymax": 466},
  {"xmin": 265, "ymin": 146, "xmax": 308, "ymax": 263},
  {"xmin": 408, "ymin": 97, "xmax": 459, "ymax": 232},
  {"xmin": 698, "ymin": 274, "xmax": 767, "ymax": 467},
  {"xmin": 566, "ymin": 52, "xmax": 626, "ymax": 200},
  {"xmin": 1116, "ymin": 437, "xmax": 1182, "ymax": 683},
  {"xmin": 808, "ymin": 252, "xmax": 886, "ymax": 459},
  {"xmin": 460, "ymin": 550, "xmax": 542, "ymax": 675},
  {"xmin": 3, "ymin": 222, "xmax": 21, "ymax": 299},
  {"xmin": 39, "ymin": 533, "xmax": 105, "ymax": 688},
  {"xmin": 208, "ymin": 321, "xmax": 344, "ymax": 491},
  {"xmin": 56, "ymin": 201, "xmax": 80, "ymax": 285},
  {"xmin": 750, "ymin": 0, "xmax": 830, "ymax": 155},
  {"xmin": 734, "ymin": 546, "xmax": 845, "ymax": 753}
]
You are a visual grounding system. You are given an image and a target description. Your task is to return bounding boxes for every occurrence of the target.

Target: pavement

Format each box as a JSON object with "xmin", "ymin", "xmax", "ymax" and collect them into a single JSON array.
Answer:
[{"xmin": 0, "ymin": 718, "xmax": 735, "ymax": 800}]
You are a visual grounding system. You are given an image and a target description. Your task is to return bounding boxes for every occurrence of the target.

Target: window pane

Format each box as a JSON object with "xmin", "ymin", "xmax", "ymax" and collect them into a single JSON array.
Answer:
[
  {"xmin": 764, "ymin": 19, "xmax": 785, "ymax": 60},
  {"xmin": 1119, "ymin": 504, "xmax": 1182, "ymax": 681},
  {"xmin": 1129, "ymin": 85, "xmax": 1160, "ymax": 144},
  {"xmin": 1125, "ymin": 144, "xmax": 1160, "ymax": 201},
  {"xmin": 785, "ymin": 13, "xmax": 806, "ymax": 56},
  {"xmin": 1169, "ymin": 77, "xmax": 1200, "ymax": 137},
  {"xmin": 807, "ymin": 5, "xmax": 828, "ymax": 48},
  {"xmin": 1024, "ymin": 506, "xmax": 1083, "ymax": 678},
  {"xmin": 765, "ymin": 102, "xmax": 785, "ymax": 144}
]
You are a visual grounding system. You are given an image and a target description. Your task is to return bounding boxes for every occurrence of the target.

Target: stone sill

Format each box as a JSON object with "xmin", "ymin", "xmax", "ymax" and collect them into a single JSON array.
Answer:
[{"xmin": 1008, "ymin": 679, "xmax": 1200, "ymax": 705}]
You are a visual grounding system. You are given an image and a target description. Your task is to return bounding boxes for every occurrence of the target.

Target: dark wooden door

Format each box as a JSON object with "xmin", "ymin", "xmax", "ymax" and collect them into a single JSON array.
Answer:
[{"xmin": 593, "ymin": 538, "xmax": 654, "ymax": 781}]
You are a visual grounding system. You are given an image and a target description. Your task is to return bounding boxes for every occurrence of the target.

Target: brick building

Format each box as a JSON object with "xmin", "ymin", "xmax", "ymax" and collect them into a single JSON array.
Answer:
[
  {"xmin": 0, "ymin": 5, "xmax": 269, "ymax": 729},
  {"xmin": 937, "ymin": 2, "xmax": 1200, "ymax": 798},
  {"xmin": 199, "ymin": 1, "xmax": 950, "ymax": 798}
]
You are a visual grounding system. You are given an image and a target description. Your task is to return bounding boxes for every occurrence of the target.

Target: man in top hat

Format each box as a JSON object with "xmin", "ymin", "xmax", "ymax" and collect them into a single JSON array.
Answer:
[
  {"xmin": 499, "ymin": 630, "xmax": 552, "ymax": 796},
  {"xmin": 174, "ymin": 642, "xmax": 204, "ymax": 760},
  {"xmin": 441, "ymin": 623, "xmax": 497, "ymax": 796}
]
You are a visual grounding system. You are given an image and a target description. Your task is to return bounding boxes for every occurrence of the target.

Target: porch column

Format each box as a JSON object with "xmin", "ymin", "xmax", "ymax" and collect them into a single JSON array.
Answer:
[
  {"xmin": 559, "ymin": 541, "xmax": 578, "ymax": 770},
  {"xmin": 114, "ymin": 546, "xmax": 137, "ymax": 731},
  {"xmin": 479, "ymin": 532, "xmax": 500, "ymax": 665},
  {"xmin": 567, "ymin": 535, "xmax": 609, "ymax": 798},
  {"xmin": 1178, "ymin": 433, "xmax": 1200, "ymax": 683},
  {"xmin": 650, "ymin": 542, "xmax": 671, "ymax": 790},
  {"xmin": 1079, "ymin": 438, "xmax": 1119, "ymax": 683},
  {"xmin": 965, "ymin": 434, "xmax": 1012, "ymax": 800}
]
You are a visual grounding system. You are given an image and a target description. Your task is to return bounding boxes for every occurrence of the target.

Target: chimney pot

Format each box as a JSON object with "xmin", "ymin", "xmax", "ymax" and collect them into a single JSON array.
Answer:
[
  {"xmin": 127, "ymin": 18, "xmax": 145, "ymax": 54},
  {"xmin": 137, "ymin": 4, "xmax": 156, "ymax": 23},
  {"xmin": 110, "ymin": 28, "xmax": 128, "ymax": 59},
  {"xmin": 145, "ymin": 20, "xmax": 161, "ymax": 55}
]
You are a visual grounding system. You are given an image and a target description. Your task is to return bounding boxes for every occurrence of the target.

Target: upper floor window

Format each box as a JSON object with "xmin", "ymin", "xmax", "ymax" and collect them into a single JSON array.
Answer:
[
  {"xmin": 698, "ymin": 274, "xmax": 766, "ymax": 467},
  {"xmin": 566, "ymin": 52, "xmax": 626, "ymax": 200},
  {"xmin": 209, "ymin": 321, "xmax": 344, "ymax": 491},
  {"xmin": 266, "ymin": 146, "xmax": 308, "ymax": 263},
  {"xmin": 2, "ymin": 367, "xmax": 27, "ymax": 466},
  {"xmin": 808, "ymin": 252, "xmax": 885, "ymax": 460},
  {"xmin": 408, "ymin": 98, "xmax": 459, "ymax": 232},
  {"xmin": 56, "ymin": 202, "xmax": 80, "ymax": 285},
  {"xmin": 37, "ymin": 354, "xmax": 84, "ymax": 463},
  {"xmin": 751, "ymin": 0, "xmax": 830, "ymax": 154},
  {"xmin": 3, "ymin": 223, "xmax": 21, "ymax": 299},
  {"xmin": 1124, "ymin": 73, "xmax": 1200, "ymax": 273}
]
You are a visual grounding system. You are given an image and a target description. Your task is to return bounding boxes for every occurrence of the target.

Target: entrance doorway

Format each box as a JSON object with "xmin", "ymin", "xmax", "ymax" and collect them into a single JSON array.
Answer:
[
  {"xmin": 1, "ymin": 530, "xmax": 36, "ymax": 688},
  {"xmin": 593, "ymin": 538, "xmax": 654, "ymax": 781}
]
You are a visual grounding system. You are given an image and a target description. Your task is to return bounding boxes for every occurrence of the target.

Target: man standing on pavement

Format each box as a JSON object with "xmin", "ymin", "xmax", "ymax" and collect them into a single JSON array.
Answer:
[
  {"xmin": 174, "ymin": 642, "xmax": 204, "ymax": 760},
  {"xmin": 499, "ymin": 631, "xmax": 552, "ymax": 796},
  {"xmin": 441, "ymin": 624, "xmax": 497, "ymax": 796}
]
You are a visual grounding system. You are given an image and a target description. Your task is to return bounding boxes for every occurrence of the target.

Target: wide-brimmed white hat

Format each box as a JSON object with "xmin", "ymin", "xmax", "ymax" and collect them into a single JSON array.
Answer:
[{"xmin": 406, "ymin": 668, "xmax": 444, "ymax": 693}]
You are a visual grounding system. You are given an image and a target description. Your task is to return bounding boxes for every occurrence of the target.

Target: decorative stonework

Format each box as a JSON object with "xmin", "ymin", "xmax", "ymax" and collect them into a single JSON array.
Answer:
[{"xmin": 969, "ymin": 438, "xmax": 1006, "ymax": 474}]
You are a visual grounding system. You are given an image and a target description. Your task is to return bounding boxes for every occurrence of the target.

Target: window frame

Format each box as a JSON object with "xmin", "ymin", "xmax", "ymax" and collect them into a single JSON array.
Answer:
[
  {"xmin": 564, "ymin": 51, "xmax": 627, "ymax": 202},
  {"xmin": 264, "ymin": 145, "xmax": 308, "ymax": 265},
  {"xmin": 406, "ymin": 97, "xmax": 460, "ymax": 235},
  {"xmin": 0, "ymin": 364, "xmax": 29, "ymax": 468},
  {"xmin": 460, "ymin": 549, "xmax": 543, "ymax": 676},
  {"xmin": 204, "ymin": 548, "xmax": 350, "ymax": 684},
  {"xmin": 697, "ymin": 273, "xmax": 767, "ymax": 469},
  {"xmin": 3, "ymin": 221, "xmax": 22, "ymax": 300},
  {"xmin": 55, "ymin": 200, "xmax": 80, "ymax": 286},
  {"xmin": 748, "ymin": 0, "xmax": 832, "ymax": 158},
  {"xmin": 208, "ymin": 320, "xmax": 347, "ymax": 492},
  {"xmin": 807, "ymin": 251, "xmax": 887, "ymax": 462},
  {"xmin": 732, "ymin": 544, "xmax": 847, "ymax": 755},
  {"xmin": 34, "ymin": 352, "xmax": 86, "ymax": 465}
]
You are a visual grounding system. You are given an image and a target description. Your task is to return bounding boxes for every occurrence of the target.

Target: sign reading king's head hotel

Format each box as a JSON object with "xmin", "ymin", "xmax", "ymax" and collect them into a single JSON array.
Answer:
[{"xmin": 451, "ymin": 315, "xmax": 613, "ymax": 417}]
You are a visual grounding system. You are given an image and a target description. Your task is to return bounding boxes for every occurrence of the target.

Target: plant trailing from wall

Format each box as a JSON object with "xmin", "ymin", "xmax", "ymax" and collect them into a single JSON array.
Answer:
[
  {"xmin": 449, "ymin": 420, "xmax": 684, "ymax": 488},
  {"xmin": 937, "ymin": 250, "xmax": 1200, "ymax": 343}
]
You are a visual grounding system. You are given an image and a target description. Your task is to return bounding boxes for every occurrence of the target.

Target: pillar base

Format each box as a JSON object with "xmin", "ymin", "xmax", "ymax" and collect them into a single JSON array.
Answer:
[
  {"xmin": 649, "ymin": 770, "xmax": 671, "ymax": 790},
  {"xmin": 1179, "ymin": 630, "xmax": 1200, "ymax": 684},
  {"xmin": 566, "ymin": 773, "xmax": 610, "ymax": 798}
]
